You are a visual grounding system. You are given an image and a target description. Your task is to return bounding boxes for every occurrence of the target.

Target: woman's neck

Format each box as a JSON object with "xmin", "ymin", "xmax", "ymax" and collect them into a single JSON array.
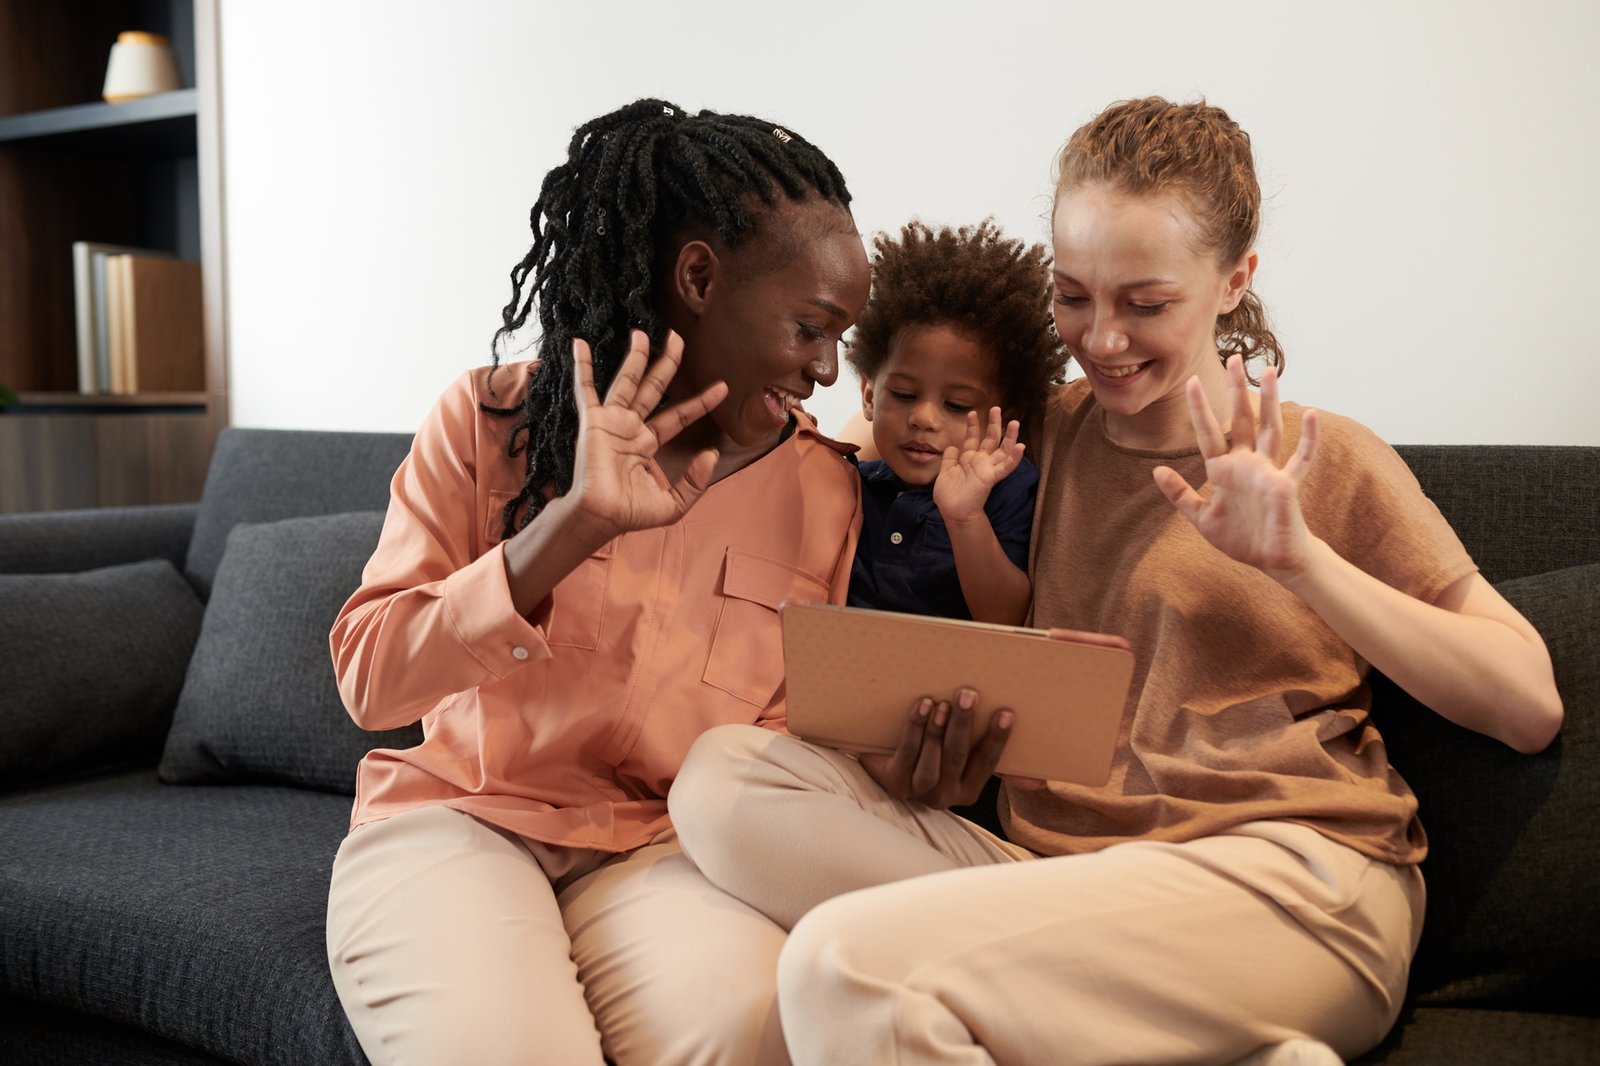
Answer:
[{"xmin": 655, "ymin": 424, "xmax": 786, "ymax": 486}]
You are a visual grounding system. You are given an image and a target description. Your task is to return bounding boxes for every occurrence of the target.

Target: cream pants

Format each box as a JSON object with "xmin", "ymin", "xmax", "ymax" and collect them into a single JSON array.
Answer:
[
  {"xmin": 325, "ymin": 804, "xmax": 790, "ymax": 1066},
  {"xmin": 668, "ymin": 724, "xmax": 1426, "ymax": 1066}
]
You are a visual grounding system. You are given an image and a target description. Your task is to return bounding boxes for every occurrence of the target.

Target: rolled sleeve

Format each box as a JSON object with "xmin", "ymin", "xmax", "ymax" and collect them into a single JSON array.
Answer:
[
  {"xmin": 331, "ymin": 369, "xmax": 553, "ymax": 732},
  {"xmin": 443, "ymin": 541, "xmax": 553, "ymax": 678}
]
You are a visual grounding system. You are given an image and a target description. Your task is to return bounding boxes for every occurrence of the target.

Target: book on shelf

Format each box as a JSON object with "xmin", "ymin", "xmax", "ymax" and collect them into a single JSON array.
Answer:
[
  {"xmin": 87, "ymin": 249, "xmax": 204, "ymax": 395},
  {"xmin": 72, "ymin": 241, "xmax": 170, "ymax": 393}
]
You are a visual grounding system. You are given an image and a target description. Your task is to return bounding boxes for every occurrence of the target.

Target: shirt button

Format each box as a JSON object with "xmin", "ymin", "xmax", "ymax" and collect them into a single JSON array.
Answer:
[
  {"xmin": 511, "ymin": 646, "xmax": 530, "ymax": 661},
  {"xmin": 889, "ymin": 532, "xmax": 904, "ymax": 545}
]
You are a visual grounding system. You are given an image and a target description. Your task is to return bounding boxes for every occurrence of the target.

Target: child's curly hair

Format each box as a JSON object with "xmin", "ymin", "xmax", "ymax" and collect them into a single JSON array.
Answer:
[{"xmin": 845, "ymin": 219, "xmax": 1066, "ymax": 416}]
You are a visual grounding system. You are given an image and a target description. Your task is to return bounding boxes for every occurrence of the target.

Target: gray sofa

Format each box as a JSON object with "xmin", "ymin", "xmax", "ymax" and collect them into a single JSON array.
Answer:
[{"xmin": 0, "ymin": 428, "xmax": 1595, "ymax": 1065}]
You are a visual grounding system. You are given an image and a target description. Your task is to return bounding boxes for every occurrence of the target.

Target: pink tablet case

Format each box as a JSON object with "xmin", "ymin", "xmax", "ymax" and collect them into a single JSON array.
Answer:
[{"xmin": 782, "ymin": 603, "xmax": 1134, "ymax": 786}]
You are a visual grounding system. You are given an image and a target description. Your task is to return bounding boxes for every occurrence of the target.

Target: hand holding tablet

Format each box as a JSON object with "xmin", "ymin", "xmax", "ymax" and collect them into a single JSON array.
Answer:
[{"xmin": 781, "ymin": 603, "xmax": 1135, "ymax": 786}]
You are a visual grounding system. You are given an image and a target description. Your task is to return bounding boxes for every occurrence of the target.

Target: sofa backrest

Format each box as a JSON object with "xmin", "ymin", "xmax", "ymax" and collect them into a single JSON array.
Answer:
[
  {"xmin": 1394, "ymin": 445, "xmax": 1600, "ymax": 583},
  {"xmin": 183, "ymin": 428, "xmax": 413, "ymax": 598}
]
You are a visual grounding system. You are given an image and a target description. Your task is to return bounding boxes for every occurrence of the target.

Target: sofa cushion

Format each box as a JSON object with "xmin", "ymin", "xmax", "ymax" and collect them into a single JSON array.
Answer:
[
  {"xmin": 0, "ymin": 560, "xmax": 203, "ymax": 789},
  {"xmin": 0, "ymin": 995, "xmax": 232, "ymax": 1065},
  {"xmin": 184, "ymin": 428, "xmax": 412, "ymax": 598},
  {"xmin": 1355, "ymin": 1005, "xmax": 1600, "ymax": 1064},
  {"xmin": 160, "ymin": 512, "xmax": 421, "ymax": 794},
  {"xmin": 0, "ymin": 770, "xmax": 364, "ymax": 1066},
  {"xmin": 1372, "ymin": 562, "xmax": 1598, "ymax": 1011}
]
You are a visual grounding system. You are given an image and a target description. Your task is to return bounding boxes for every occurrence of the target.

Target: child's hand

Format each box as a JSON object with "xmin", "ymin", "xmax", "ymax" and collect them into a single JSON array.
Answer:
[{"xmin": 932, "ymin": 407, "xmax": 1024, "ymax": 524}]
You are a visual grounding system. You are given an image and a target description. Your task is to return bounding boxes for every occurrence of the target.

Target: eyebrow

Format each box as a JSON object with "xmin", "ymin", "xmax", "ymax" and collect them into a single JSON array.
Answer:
[
  {"xmin": 807, "ymin": 298, "xmax": 849, "ymax": 320},
  {"xmin": 884, "ymin": 373, "xmax": 990, "ymax": 396},
  {"xmin": 1053, "ymin": 270, "xmax": 1176, "ymax": 291}
]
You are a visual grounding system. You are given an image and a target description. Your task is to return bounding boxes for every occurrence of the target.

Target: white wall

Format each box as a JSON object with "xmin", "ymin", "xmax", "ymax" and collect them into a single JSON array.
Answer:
[{"xmin": 220, "ymin": 0, "xmax": 1600, "ymax": 444}]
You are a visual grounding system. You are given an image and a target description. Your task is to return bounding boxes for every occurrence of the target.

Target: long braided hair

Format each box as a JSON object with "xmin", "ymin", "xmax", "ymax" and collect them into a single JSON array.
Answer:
[{"xmin": 485, "ymin": 98, "xmax": 853, "ymax": 538}]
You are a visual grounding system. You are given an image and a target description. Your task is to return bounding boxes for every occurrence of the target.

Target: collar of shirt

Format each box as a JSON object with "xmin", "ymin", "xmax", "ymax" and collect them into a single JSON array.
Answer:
[
  {"xmin": 791, "ymin": 408, "xmax": 861, "ymax": 459},
  {"xmin": 858, "ymin": 457, "xmax": 932, "ymax": 495}
]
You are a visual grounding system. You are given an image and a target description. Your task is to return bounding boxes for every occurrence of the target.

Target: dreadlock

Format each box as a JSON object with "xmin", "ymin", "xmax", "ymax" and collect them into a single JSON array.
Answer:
[{"xmin": 484, "ymin": 98, "xmax": 853, "ymax": 538}]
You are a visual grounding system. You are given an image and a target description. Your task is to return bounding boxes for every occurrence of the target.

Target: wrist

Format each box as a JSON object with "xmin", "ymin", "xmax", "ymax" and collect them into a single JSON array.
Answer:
[
  {"xmin": 535, "ymin": 492, "xmax": 616, "ymax": 555},
  {"xmin": 1268, "ymin": 535, "xmax": 1330, "ymax": 596},
  {"xmin": 936, "ymin": 501, "xmax": 987, "ymax": 529}
]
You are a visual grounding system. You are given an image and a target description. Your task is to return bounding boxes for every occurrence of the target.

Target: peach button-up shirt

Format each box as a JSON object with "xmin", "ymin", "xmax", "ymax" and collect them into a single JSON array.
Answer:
[{"xmin": 331, "ymin": 361, "xmax": 862, "ymax": 851}]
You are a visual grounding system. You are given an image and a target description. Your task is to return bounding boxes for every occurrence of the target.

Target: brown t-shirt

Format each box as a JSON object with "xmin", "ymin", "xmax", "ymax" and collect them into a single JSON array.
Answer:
[{"xmin": 1005, "ymin": 379, "xmax": 1477, "ymax": 864}]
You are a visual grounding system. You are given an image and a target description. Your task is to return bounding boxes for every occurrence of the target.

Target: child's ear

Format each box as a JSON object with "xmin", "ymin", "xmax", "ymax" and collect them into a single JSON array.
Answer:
[{"xmin": 859, "ymin": 376, "xmax": 875, "ymax": 421}]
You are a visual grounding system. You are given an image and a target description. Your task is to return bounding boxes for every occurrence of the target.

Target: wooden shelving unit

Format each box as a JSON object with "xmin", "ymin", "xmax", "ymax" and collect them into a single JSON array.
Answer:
[{"xmin": 0, "ymin": 0, "xmax": 226, "ymax": 513}]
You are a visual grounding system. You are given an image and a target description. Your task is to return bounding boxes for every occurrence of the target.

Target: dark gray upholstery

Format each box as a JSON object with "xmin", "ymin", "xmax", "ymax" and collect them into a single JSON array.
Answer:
[
  {"xmin": 0, "ymin": 502, "xmax": 198, "ymax": 575},
  {"xmin": 0, "ymin": 427, "xmax": 411, "ymax": 1066},
  {"xmin": 0, "ymin": 997, "xmax": 230, "ymax": 1065},
  {"xmin": 1, "ymin": 560, "xmax": 203, "ymax": 787},
  {"xmin": 1359, "ymin": 1006, "xmax": 1600, "ymax": 1064},
  {"xmin": 160, "ymin": 512, "xmax": 421, "ymax": 793},
  {"xmin": 1371, "ymin": 563, "xmax": 1599, "ymax": 1013},
  {"xmin": 0, "ymin": 771, "xmax": 363, "ymax": 1066},
  {"xmin": 183, "ymin": 429, "xmax": 412, "ymax": 597},
  {"xmin": 1393, "ymin": 445, "xmax": 1600, "ymax": 583}
]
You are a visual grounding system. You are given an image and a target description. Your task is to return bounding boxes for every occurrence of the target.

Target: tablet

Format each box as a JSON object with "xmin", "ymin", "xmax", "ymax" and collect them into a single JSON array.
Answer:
[{"xmin": 780, "ymin": 602, "xmax": 1134, "ymax": 786}]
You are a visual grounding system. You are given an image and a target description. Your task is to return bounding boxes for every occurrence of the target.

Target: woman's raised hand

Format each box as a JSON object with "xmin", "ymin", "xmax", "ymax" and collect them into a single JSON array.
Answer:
[
  {"xmin": 1152, "ymin": 354, "xmax": 1320, "ymax": 581},
  {"xmin": 568, "ymin": 330, "xmax": 728, "ymax": 539},
  {"xmin": 933, "ymin": 407, "xmax": 1025, "ymax": 523}
]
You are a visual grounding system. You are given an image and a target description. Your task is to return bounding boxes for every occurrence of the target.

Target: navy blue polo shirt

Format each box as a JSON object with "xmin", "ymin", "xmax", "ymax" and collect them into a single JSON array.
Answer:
[{"xmin": 848, "ymin": 456, "xmax": 1039, "ymax": 620}]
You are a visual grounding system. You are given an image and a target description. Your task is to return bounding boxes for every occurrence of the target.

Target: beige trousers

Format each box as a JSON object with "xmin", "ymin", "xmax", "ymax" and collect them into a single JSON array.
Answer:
[
  {"xmin": 668, "ymin": 724, "xmax": 1426, "ymax": 1066},
  {"xmin": 325, "ymin": 804, "xmax": 790, "ymax": 1066}
]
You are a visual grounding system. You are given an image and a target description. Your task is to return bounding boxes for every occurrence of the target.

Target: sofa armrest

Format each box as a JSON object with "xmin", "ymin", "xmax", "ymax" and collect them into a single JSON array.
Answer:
[{"xmin": 0, "ymin": 503, "xmax": 198, "ymax": 577}]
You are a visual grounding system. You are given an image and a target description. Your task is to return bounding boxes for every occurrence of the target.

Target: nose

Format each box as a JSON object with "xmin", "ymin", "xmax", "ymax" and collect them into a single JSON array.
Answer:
[
  {"xmin": 908, "ymin": 398, "xmax": 940, "ymax": 430},
  {"xmin": 806, "ymin": 345, "xmax": 839, "ymax": 388},
  {"xmin": 1082, "ymin": 308, "xmax": 1129, "ymax": 359}
]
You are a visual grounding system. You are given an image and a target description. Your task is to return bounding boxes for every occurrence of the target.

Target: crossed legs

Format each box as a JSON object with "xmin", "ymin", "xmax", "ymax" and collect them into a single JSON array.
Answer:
[{"xmin": 670, "ymin": 724, "xmax": 1423, "ymax": 1066}]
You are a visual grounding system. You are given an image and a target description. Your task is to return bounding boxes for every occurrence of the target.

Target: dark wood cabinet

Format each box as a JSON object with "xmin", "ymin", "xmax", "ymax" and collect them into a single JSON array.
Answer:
[{"xmin": 0, "ymin": 0, "xmax": 226, "ymax": 512}]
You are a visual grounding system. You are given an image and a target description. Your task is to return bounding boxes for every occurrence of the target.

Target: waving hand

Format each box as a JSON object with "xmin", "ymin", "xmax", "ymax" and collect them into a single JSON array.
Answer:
[
  {"xmin": 567, "ymin": 329, "xmax": 728, "ymax": 539},
  {"xmin": 1152, "ymin": 355, "xmax": 1319, "ymax": 580},
  {"xmin": 933, "ymin": 406, "xmax": 1025, "ymax": 523}
]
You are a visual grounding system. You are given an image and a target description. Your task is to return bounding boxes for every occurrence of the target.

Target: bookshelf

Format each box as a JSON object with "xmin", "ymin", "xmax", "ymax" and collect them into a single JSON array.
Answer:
[{"xmin": 0, "ymin": 0, "xmax": 226, "ymax": 512}]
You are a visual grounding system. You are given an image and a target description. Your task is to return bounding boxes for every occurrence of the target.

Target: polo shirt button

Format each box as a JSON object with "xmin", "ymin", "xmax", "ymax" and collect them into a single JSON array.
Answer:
[
  {"xmin": 512, "ymin": 646, "xmax": 530, "ymax": 661},
  {"xmin": 889, "ymin": 532, "xmax": 903, "ymax": 545}
]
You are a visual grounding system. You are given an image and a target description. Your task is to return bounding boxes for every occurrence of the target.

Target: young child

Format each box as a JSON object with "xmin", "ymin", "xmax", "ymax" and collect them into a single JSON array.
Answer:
[{"xmin": 845, "ymin": 219, "xmax": 1067, "ymax": 625}]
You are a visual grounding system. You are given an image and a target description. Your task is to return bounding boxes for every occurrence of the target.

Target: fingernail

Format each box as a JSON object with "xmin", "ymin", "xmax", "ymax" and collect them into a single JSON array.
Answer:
[
  {"xmin": 996, "ymin": 711, "xmax": 1015, "ymax": 730},
  {"xmin": 958, "ymin": 688, "xmax": 976, "ymax": 710},
  {"xmin": 916, "ymin": 698, "xmax": 932, "ymax": 718},
  {"xmin": 934, "ymin": 703, "xmax": 950, "ymax": 727}
]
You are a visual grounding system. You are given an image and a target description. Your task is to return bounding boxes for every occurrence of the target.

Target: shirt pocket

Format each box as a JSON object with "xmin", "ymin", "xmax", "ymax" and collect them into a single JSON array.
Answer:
[
  {"xmin": 548, "ymin": 541, "xmax": 617, "ymax": 649},
  {"xmin": 484, "ymin": 490, "xmax": 521, "ymax": 546},
  {"xmin": 486, "ymin": 489, "xmax": 614, "ymax": 650},
  {"xmin": 703, "ymin": 549, "xmax": 830, "ymax": 708}
]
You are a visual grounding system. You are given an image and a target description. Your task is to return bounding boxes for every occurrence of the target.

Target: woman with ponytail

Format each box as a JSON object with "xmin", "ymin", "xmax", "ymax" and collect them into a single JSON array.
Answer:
[
  {"xmin": 669, "ymin": 97, "xmax": 1563, "ymax": 1065},
  {"xmin": 325, "ymin": 98, "xmax": 869, "ymax": 1065}
]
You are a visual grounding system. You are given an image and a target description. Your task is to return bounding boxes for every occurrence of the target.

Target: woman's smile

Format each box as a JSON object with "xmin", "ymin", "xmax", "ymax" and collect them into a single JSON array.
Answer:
[{"xmin": 1085, "ymin": 359, "xmax": 1155, "ymax": 385}]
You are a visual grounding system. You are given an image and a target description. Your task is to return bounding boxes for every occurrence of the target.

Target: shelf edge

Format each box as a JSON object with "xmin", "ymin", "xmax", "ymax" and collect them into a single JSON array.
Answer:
[{"xmin": 0, "ymin": 89, "xmax": 199, "ymax": 145}]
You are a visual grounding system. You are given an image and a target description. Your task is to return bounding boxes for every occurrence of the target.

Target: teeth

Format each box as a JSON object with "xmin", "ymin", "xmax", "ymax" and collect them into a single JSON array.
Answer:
[
  {"xmin": 768, "ymin": 387, "xmax": 801, "ymax": 409},
  {"xmin": 1100, "ymin": 363, "xmax": 1146, "ymax": 378}
]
